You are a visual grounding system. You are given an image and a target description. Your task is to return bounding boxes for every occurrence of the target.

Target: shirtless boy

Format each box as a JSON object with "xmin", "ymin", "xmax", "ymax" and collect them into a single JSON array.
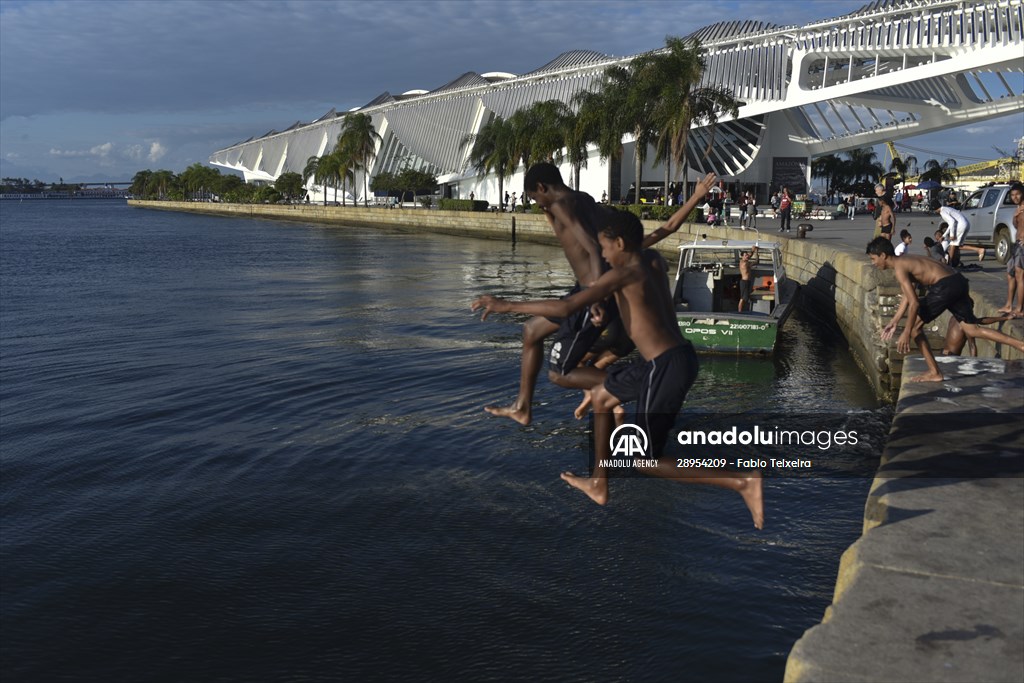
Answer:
[
  {"xmin": 474, "ymin": 211, "xmax": 763, "ymax": 528},
  {"xmin": 738, "ymin": 245, "xmax": 759, "ymax": 312},
  {"xmin": 867, "ymin": 236, "xmax": 1024, "ymax": 382},
  {"xmin": 485, "ymin": 163, "xmax": 717, "ymax": 425},
  {"xmin": 997, "ymin": 183, "xmax": 1024, "ymax": 317}
]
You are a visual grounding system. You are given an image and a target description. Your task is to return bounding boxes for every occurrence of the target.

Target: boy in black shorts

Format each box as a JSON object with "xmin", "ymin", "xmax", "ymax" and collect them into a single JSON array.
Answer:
[
  {"xmin": 868, "ymin": 236, "xmax": 1024, "ymax": 382},
  {"xmin": 474, "ymin": 211, "xmax": 764, "ymax": 528},
  {"xmin": 484, "ymin": 164, "xmax": 719, "ymax": 426}
]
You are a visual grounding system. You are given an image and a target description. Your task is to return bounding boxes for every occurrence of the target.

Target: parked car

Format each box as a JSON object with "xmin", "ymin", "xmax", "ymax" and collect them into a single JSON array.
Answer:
[{"xmin": 953, "ymin": 184, "xmax": 1019, "ymax": 264}]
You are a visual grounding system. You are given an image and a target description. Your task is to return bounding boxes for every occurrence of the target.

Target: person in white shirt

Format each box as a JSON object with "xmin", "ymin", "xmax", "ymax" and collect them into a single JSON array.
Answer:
[
  {"xmin": 932, "ymin": 200, "xmax": 985, "ymax": 265},
  {"xmin": 894, "ymin": 229, "xmax": 912, "ymax": 256}
]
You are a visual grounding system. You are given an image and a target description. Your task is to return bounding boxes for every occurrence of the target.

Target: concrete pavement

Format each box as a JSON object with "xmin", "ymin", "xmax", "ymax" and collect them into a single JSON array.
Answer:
[{"xmin": 785, "ymin": 355, "xmax": 1024, "ymax": 683}]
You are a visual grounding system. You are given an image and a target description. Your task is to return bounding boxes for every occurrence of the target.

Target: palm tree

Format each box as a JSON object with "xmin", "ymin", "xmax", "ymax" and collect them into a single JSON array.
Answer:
[
  {"xmin": 651, "ymin": 36, "xmax": 741, "ymax": 200},
  {"xmin": 303, "ymin": 154, "xmax": 333, "ymax": 206},
  {"xmin": 462, "ymin": 114, "xmax": 517, "ymax": 207},
  {"xmin": 130, "ymin": 170, "xmax": 152, "ymax": 198},
  {"xmin": 812, "ymin": 154, "xmax": 848, "ymax": 196},
  {"xmin": 919, "ymin": 158, "xmax": 959, "ymax": 186},
  {"xmin": 572, "ymin": 88, "xmax": 628, "ymax": 198},
  {"xmin": 337, "ymin": 113, "xmax": 382, "ymax": 206},
  {"xmin": 523, "ymin": 99, "xmax": 571, "ymax": 165},
  {"xmin": 599, "ymin": 58, "xmax": 660, "ymax": 202},
  {"xmin": 845, "ymin": 148, "xmax": 885, "ymax": 183},
  {"xmin": 148, "ymin": 169, "xmax": 176, "ymax": 199}
]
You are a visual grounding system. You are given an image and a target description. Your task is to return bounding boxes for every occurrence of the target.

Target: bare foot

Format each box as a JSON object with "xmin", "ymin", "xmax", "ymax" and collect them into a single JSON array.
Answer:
[
  {"xmin": 908, "ymin": 371, "xmax": 944, "ymax": 382},
  {"xmin": 560, "ymin": 472, "xmax": 608, "ymax": 505},
  {"xmin": 484, "ymin": 404, "xmax": 531, "ymax": 426},
  {"xmin": 979, "ymin": 248, "xmax": 986, "ymax": 262},
  {"xmin": 613, "ymin": 404, "xmax": 626, "ymax": 428},
  {"xmin": 737, "ymin": 475, "xmax": 764, "ymax": 529},
  {"xmin": 998, "ymin": 306, "xmax": 1014, "ymax": 314},
  {"xmin": 574, "ymin": 391, "xmax": 592, "ymax": 420}
]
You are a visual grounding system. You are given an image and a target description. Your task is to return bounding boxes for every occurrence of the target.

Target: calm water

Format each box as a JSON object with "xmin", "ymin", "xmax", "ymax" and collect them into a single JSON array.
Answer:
[{"xmin": 1, "ymin": 200, "xmax": 889, "ymax": 682}]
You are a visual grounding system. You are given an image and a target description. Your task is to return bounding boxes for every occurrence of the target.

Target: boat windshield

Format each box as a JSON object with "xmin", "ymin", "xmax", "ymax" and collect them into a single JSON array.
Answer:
[{"xmin": 685, "ymin": 248, "xmax": 749, "ymax": 269}]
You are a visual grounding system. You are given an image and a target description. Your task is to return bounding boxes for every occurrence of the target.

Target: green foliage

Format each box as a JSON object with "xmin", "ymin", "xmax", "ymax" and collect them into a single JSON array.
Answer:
[
  {"xmin": 621, "ymin": 204, "xmax": 690, "ymax": 221},
  {"xmin": 369, "ymin": 171, "xmax": 398, "ymax": 194},
  {"xmin": 274, "ymin": 171, "xmax": 304, "ymax": 199},
  {"xmin": 438, "ymin": 199, "xmax": 489, "ymax": 212},
  {"xmin": 396, "ymin": 168, "xmax": 438, "ymax": 200},
  {"xmin": 418, "ymin": 196, "xmax": 434, "ymax": 208},
  {"xmin": 253, "ymin": 185, "xmax": 282, "ymax": 204}
]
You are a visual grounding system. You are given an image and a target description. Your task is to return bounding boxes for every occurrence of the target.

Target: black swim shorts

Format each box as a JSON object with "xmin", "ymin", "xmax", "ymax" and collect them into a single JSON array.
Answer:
[
  {"xmin": 739, "ymin": 278, "xmax": 752, "ymax": 302},
  {"xmin": 604, "ymin": 342, "xmax": 699, "ymax": 456},
  {"xmin": 549, "ymin": 295, "xmax": 619, "ymax": 375},
  {"xmin": 918, "ymin": 272, "xmax": 979, "ymax": 324}
]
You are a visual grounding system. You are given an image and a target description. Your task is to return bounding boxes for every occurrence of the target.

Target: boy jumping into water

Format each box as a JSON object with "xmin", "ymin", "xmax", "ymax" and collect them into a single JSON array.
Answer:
[
  {"xmin": 474, "ymin": 211, "xmax": 764, "ymax": 528},
  {"xmin": 485, "ymin": 163, "xmax": 718, "ymax": 425},
  {"xmin": 867, "ymin": 236, "xmax": 1024, "ymax": 382}
]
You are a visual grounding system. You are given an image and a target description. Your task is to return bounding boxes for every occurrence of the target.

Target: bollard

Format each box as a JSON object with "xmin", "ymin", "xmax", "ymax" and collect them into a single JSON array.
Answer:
[{"xmin": 797, "ymin": 223, "xmax": 814, "ymax": 239}]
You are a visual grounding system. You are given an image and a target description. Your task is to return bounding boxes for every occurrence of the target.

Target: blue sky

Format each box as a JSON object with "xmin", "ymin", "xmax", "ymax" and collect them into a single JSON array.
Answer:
[{"xmin": 1, "ymin": 0, "xmax": 1021, "ymax": 183}]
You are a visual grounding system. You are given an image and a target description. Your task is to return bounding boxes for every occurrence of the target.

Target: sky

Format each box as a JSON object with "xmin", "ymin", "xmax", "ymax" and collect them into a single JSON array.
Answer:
[{"xmin": 1, "ymin": 0, "xmax": 1021, "ymax": 184}]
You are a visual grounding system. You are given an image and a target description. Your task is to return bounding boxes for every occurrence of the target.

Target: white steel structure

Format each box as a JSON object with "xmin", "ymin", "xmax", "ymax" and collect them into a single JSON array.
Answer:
[{"xmin": 209, "ymin": 0, "xmax": 1024, "ymax": 203}]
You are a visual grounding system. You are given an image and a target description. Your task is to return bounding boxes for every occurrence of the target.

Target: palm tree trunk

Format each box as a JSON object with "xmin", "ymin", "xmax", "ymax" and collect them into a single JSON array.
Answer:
[
  {"xmin": 664, "ymin": 157, "xmax": 671, "ymax": 204},
  {"xmin": 634, "ymin": 134, "xmax": 643, "ymax": 204}
]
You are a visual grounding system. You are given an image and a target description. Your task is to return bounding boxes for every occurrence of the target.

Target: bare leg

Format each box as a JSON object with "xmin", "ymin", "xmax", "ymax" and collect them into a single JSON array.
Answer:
[
  {"xmin": 959, "ymin": 244, "xmax": 985, "ymax": 261},
  {"xmin": 574, "ymin": 390, "xmax": 592, "ymax": 420},
  {"xmin": 561, "ymin": 383, "xmax": 620, "ymax": 505},
  {"xmin": 1015, "ymin": 267, "xmax": 1024, "ymax": 316},
  {"xmin": 548, "ymin": 365, "xmax": 608, "ymax": 391},
  {"xmin": 634, "ymin": 460, "xmax": 764, "ymax": 529},
  {"xmin": 485, "ymin": 316, "xmax": 559, "ymax": 425},
  {"xmin": 909, "ymin": 320, "xmax": 944, "ymax": 382},
  {"xmin": 999, "ymin": 273, "xmax": 1017, "ymax": 313},
  {"xmin": 959, "ymin": 322, "xmax": 1024, "ymax": 353}
]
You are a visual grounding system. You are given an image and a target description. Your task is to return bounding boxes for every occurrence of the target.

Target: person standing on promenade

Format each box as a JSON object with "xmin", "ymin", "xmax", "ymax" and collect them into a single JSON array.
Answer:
[
  {"xmin": 777, "ymin": 187, "xmax": 792, "ymax": 232},
  {"xmin": 873, "ymin": 184, "xmax": 895, "ymax": 242},
  {"xmin": 932, "ymin": 200, "xmax": 985, "ymax": 265},
  {"xmin": 482, "ymin": 166, "xmax": 718, "ymax": 426},
  {"xmin": 998, "ymin": 183, "xmax": 1024, "ymax": 317},
  {"xmin": 473, "ymin": 211, "xmax": 764, "ymax": 527},
  {"xmin": 868, "ymin": 236, "xmax": 1024, "ymax": 382}
]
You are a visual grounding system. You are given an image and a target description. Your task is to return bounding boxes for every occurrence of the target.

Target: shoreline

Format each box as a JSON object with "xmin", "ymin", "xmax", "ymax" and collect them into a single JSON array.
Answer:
[{"xmin": 128, "ymin": 199, "xmax": 1024, "ymax": 402}]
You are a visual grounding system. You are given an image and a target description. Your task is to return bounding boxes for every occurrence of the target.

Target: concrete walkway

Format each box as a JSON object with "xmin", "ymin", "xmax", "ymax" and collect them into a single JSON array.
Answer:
[
  {"xmin": 740, "ymin": 209, "xmax": 1018, "ymax": 322},
  {"xmin": 785, "ymin": 355, "xmax": 1024, "ymax": 682}
]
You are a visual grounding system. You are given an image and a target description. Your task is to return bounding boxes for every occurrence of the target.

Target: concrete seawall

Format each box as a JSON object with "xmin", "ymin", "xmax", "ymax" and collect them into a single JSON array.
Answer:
[
  {"xmin": 129, "ymin": 200, "xmax": 1023, "ymax": 401},
  {"xmin": 784, "ymin": 356, "xmax": 1024, "ymax": 683}
]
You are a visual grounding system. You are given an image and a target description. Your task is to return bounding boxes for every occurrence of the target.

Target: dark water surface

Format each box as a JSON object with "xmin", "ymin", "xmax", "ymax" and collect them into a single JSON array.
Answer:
[{"xmin": 1, "ymin": 201, "xmax": 889, "ymax": 682}]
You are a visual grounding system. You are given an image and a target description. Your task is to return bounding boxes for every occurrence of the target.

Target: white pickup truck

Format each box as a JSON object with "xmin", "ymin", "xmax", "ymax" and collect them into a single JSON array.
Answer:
[{"xmin": 955, "ymin": 184, "xmax": 1019, "ymax": 263}]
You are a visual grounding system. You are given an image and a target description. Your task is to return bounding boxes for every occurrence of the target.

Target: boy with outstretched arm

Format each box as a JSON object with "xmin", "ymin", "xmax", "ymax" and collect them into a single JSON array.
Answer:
[
  {"xmin": 474, "ymin": 211, "xmax": 763, "ymax": 528},
  {"xmin": 868, "ymin": 236, "xmax": 1024, "ymax": 382},
  {"xmin": 485, "ymin": 164, "xmax": 718, "ymax": 426}
]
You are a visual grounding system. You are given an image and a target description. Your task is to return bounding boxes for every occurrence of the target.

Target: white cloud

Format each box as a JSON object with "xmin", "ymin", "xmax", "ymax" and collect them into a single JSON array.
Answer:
[
  {"xmin": 50, "ymin": 142, "xmax": 114, "ymax": 158},
  {"xmin": 147, "ymin": 141, "xmax": 167, "ymax": 163},
  {"xmin": 123, "ymin": 144, "xmax": 143, "ymax": 161}
]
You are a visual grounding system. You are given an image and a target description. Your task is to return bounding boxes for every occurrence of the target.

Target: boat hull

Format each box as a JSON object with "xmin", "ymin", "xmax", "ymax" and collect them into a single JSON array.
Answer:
[{"xmin": 676, "ymin": 314, "xmax": 779, "ymax": 354}]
